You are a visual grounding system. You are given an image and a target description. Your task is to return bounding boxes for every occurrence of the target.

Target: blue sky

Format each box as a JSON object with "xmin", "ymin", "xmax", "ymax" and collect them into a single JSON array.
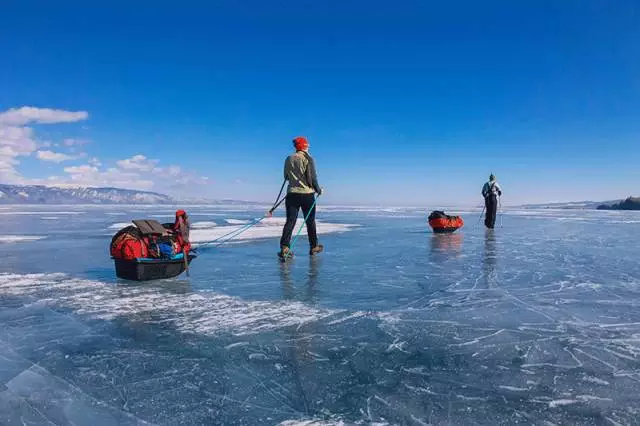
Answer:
[{"xmin": 1, "ymin": 1, "xmax": 638, "ymax": 206}]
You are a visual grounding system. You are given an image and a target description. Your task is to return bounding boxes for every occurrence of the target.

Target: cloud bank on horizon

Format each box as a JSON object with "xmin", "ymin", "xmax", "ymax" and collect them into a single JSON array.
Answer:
[{"xmin": 0, "ymin": 106, "xmax": 209, "ymax": 194}]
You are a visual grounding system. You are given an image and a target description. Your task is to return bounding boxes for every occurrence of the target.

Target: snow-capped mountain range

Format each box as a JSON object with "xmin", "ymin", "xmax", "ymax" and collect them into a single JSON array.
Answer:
[
  {"xmin": 0, "ymin": 184, "xmax": 174, "ymax": 204},
  {"xmin": 0, "ymin": 184, "xmax": 265, "ymax": 205}
]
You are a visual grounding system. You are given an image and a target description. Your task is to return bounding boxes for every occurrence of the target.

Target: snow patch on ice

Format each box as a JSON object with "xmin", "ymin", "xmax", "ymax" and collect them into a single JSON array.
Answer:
[
  {"xmin": 0, "ymin": 211, "xmax": 84, "ymax": 215},
  {"xmin": 0, "ymin": 235, "xmax": 45, "ymax": 243},
  {"xmin": 576, "ymin": 395, "xmax": 613, "ymax": 402},
  {"xmin": 583, "ymin": 376, "xmax": 610, "ymax": 386},
  {"xmin": 107, "ymin": 222, "xmax": 132, "ymax": 230},
  {"xmin": 224, "ymin": 342, "xmax": 249, "ymax": 350},
  {"xmin": 190, "ymin": 221, "xmax": 217, "ymax": 229},
  {"xmin": 149, "ymin": 214, "xmax": 172, "ymax": 218},
  {"xmin": 190, "ymin": 217, "xmax": 360, "ymax": 244},
  {"xmin": 499, "ymin": 385, "xmax": 529, "ymax": 392},
  {"xmin": 278, "ymin": 420, "xmax": 372, "ymax": 426},
  {"xmin": 0, "ymin": 273, "xmax": 348, "ymax": 337},
  {"xmin": 106, "ymin": 217, "xmax": 358, "ymax": 239},
  {"xmin": 549, "ymin": 399, "xmax": 580, "ymax": 408},
  {"xmin": 225, "ymin": 218, "xmax": 251, "ymax": 225}
]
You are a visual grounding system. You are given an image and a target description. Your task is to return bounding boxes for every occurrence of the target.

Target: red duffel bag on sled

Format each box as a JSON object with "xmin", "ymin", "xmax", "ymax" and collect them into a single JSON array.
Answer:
[{"xmin": 110, "ymin": 226, "xmax": 149, "ymax": 260}]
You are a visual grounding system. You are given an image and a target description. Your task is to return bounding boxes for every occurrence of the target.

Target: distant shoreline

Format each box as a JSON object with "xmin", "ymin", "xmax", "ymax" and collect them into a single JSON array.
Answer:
[
  {"xmin": 596, "ymin": 197, "xmax": 640, "ymax": 211},
  {"xmin": 0, "ymin": 183, "xmax": 637, "ymax": 210}
]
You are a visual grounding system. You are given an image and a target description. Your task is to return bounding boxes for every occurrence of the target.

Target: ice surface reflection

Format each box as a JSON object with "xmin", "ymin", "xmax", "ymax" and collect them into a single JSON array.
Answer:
[{"xmin": 1, "ymin": 206, "xmax": 639, "ymax": 424}]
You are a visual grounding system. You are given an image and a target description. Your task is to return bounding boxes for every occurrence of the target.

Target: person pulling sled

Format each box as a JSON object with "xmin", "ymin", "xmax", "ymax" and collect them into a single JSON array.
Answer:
[
  {"xmin": 481, "ymin": 174, "xmax": 502, "ymax": 229},
  {"xmin": 278, "ymin": 136, "xmax": 324, "ymax": 259}
]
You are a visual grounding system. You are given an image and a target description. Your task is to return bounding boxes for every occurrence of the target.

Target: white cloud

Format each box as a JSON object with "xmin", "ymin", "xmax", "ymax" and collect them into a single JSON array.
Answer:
[
  {"xmin": 95, "ymin": 172, "xmax": 153, "ymax": 190},
  {"xmin": 0, "ymin": 106, "xmax": 90, "ymax": 183},
  {"xmin": 46, "ymin": 164, "xmax": 153, "ymax": 191},
  {"xmin": 45, "ymin": 155, "xmax": 207, "ymax": 193},
  {"xmin": 153, "ymin": 165, "xmax": 182, "ymax": 177},
  {"xmin": 0, "ymin": 125, "xmax": 38, "ymax": 183},
  {"xmin": 0, "ymin": 147, "xmax": 21, "ymax": 159},
  {"xmin": 0, "ymin": 107, "xmax": 88, "ymax": 126},
  {"xmin": 164, "ymin": 173, "xmax": 210, "ymax": 192},
  {"xmin": 36, "ymin": 150, "xmax": 76, "ymax": 163},
  {"xmin": 0, "ymin": 125, "xmax": 38, "ymax": 155},
  {"xmin": 64, "ymin": 164, "xmax": 99, "ymax": 174},
  {"xmin": 63, "ymin": 138, "xmax": 89, "ymax": 147},
  {"xmin": 167, "ymin": 165, "xmax": 181, "ymax": 177},
  {"xmin": 25, "ymin": 156, "xmax": 209, "ymax": 194},
  {"xmin": 116, "ymin": 154, "xmax": 159, "ymax": 172},
  {"xmin": 144, "ymin": 162, "xmax": 209, "ymax": 193},
  {"xmin": 0, "ymin": 153, "xmax": 19, "ymax": 175},
  {"xmin": 0, "ymin": 106, "xmax": 208, "ymax": 194}
]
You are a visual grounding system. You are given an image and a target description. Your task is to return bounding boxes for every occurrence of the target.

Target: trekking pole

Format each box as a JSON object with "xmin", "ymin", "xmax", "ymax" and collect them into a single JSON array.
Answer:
[
  {"xmin": 477, "ymin": 204, "xmax": 485, "ymax": 227},
  {"xmin": 499, "ymin": 196, "xmax": 503, "ymax": 228},
  {"xmin": 270, "ymin": 196, "xmax": 286, "ymax": 214},
  {"xmin": 282, "ymin": 195, "xmax": 320, "ymax": 262},
  {"xmin": 267, "ymin": 179, "xmax": 287, "ymax": 216},
  {"xmin": 183, "ymin": 247, "xmax": 190, "ymax": 277}
]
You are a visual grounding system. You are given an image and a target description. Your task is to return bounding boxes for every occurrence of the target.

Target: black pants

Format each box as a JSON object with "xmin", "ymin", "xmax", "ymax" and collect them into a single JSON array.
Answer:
[
  {"xmin": 484, "ymin": 194, "xmax": 498, "ymax": 229},
  {"xmin": 279, "ymin": 193, "xmax": 318, "ymax": 249}
]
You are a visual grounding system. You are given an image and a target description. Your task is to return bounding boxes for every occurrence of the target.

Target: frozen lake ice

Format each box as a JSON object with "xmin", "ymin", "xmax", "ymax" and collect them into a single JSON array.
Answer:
[{"xmin": 1, "ymin": 204, "xmax": 639, "ymax": 425}]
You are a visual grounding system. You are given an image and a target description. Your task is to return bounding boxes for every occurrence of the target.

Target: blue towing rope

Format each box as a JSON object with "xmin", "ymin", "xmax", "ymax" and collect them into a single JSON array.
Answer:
[
  {"xmin": 198, "ymin": 217, "xmax": 266, "ymax": 249},
  {"xmin": 198, "ymin": 180, "xmax": 288, "ymax": 249},
  {"xmin": 282, "ymin": 194, "xmax": 320, "ymax": 261}
]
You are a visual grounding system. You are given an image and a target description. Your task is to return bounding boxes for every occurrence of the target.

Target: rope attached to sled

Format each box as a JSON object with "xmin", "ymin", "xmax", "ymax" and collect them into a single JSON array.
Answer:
[
  {"xmin": 197, "ymin": 218, "xmax": 265, "ymax": 249},
  {"xmin": 198, "ymin": 180, "xmax": 288, "ymax": 249}
]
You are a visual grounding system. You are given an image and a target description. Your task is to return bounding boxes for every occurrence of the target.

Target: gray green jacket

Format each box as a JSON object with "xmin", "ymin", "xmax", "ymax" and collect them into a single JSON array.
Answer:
[
  {"xmin": 482, "ymin": 180, "xmax": 502, "ymax": 198},
  {"xmin": 284, "ymin": 151, "xmax": 321, "ymax": 194}
]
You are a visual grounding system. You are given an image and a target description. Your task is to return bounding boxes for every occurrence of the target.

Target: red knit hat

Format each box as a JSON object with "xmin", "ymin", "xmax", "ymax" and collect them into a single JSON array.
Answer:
[
  {"xmin": 175, "ymin": 209, "xmax": 187, "ymax": 218},
  {"xmin": 293, "ymin": 136, "xmax": 309, "ymax": 151}
]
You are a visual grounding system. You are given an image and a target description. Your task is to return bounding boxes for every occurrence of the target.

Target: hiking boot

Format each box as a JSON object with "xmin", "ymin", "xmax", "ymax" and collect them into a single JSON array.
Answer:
[
  {"xmin": 278, "ymin": 246, "xmax": 294, "ymax": 258},
  {"xmin": 309, "ymin": 244, "xmax": 324, "ymax": 256}
]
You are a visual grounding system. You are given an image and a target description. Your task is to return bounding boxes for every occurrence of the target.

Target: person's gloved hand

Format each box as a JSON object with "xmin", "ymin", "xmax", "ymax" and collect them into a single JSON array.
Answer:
[
  {"xmin": 498, "ymin": 190, "xmax": 502, "ymax": 196},
  {"xmin": 317, "ymin": 187, "xmax": 324, "ymax": 196}
]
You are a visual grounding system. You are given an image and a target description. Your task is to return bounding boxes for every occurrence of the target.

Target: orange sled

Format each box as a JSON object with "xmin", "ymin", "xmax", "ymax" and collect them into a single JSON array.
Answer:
[{"xmin": 428, "ymin": 211, "xmax": 464, "ymax": 233}]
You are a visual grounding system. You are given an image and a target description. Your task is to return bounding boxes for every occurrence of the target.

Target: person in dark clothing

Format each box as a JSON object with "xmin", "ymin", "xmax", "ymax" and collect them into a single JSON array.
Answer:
[
  {"xmin": 278, "ymin": 136, "xmax": 324, "ymax": 258},
  {"xmin": 481, "ymin": 174, "xmax": 502, "ymax": 229}
]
